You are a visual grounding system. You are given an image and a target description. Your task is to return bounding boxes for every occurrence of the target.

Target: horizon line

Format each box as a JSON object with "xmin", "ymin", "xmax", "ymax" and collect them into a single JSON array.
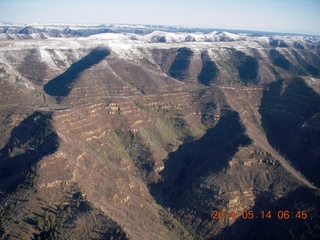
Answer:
[{"xmin": 0, "ymin": 21, "xmax": 319, "ymax": 37}]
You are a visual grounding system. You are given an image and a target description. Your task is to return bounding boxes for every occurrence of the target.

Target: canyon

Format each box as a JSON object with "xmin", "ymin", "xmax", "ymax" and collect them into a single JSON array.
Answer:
[{"xmin": 0, "ymin": 24, "xmax": 320, "ymax": 239}]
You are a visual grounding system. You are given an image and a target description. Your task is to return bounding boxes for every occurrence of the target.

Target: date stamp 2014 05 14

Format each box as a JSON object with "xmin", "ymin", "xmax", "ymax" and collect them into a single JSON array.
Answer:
[{"xmin": 212, "ymin": 210, "xmax": 308, "ymax": 220}]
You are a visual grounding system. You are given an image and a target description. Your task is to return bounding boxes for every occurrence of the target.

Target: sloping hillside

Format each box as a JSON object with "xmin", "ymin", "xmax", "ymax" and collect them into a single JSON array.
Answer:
[{"xmin": 0, "ymin": 26, "xmax": 320, "ymax": 239}]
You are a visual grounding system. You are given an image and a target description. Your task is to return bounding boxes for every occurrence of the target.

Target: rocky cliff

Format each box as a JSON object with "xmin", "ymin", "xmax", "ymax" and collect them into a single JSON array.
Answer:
[{"xmin": 0, "ymin": 25, "xmax": 320, "ymax": 239}]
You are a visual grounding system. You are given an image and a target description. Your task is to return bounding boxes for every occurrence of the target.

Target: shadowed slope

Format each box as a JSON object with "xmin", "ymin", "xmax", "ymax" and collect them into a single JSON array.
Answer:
[
  {"xmin": 0, "ymin": 111, "xmax": 59, "ymax": 193},
  {"xmin": 155, "ymin": 110, "xmax": 251, "ymax": 195},
  {"xmin": 292, "ymin": 49, "xmax": 320, "ymax": 78},
  {"xmin": 269, "ymin": 49, "xmax": 306, "ymax": 75},
  {"xmin": 259, "ymin": 77, "xmax": 320, "ymax": 187},
  {"xmin": 168, "ymin": 47, "xmax": 193, "ymax": 81},
  {"xmin": 215, "ymin": 187, "xmax": 320, "ymax": 240},
  {"xmin": 198, "ymin": 51, "xmax": 219, "ymax": 86},
  {"xmin": 44, "ymin": 47, "xmax": 110, "ymax": 101},
  {"xmin": 229, "ymin": 49, "xmax": 259, "ymax": 84},
  {"xmin": 150, "ymin": 109, "xmax": 251, "ymax": 238}
]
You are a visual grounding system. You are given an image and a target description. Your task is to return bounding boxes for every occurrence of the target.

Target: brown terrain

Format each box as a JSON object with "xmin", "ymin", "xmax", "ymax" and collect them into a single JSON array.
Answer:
[{"xmin": 0, "ymin": 26, "xmax": 320, "ymax": 239}]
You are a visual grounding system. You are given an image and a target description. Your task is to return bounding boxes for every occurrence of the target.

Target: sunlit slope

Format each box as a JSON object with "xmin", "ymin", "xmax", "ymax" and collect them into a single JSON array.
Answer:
[{"xmin": 0, "ymin": 28, "xmax": 320, "ymax": 239}]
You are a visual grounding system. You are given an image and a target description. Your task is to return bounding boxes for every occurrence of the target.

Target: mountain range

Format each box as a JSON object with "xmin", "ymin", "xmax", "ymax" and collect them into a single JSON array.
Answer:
[{"xmin": 0, "ymin": 24, "xmax": 319, "ymax": 239}]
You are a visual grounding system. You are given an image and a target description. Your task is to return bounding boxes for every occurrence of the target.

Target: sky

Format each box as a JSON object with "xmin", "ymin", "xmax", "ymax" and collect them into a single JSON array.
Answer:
[{"xmin": 0, "ymin": 0, "xmax": 319, "ymax": 35}]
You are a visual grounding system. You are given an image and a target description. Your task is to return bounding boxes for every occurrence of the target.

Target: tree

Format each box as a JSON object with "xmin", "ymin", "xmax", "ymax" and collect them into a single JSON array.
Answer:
[
  {"xmin": 36, "ymin": 216, "xmax": 43, "ymax": 226},
  {"xmin": 66, "ymin": 206, "xmax": 71, "ymax": 215},
  {"xmin": 58, "ymin": 205, "xmax": 63, "ymax": 211},
  {"xmin": 44, "ymin": 211, "xmax": 49, "ymax": 222},
  {"xmin": 49, "ymin": 214, "xmax": 56, "ymax": 226}
]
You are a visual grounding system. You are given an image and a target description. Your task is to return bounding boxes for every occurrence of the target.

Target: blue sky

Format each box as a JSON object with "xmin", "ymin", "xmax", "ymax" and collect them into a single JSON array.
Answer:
[{"xmin": 0, "ymin": 0, "xmax": 319, "ymax": 35}]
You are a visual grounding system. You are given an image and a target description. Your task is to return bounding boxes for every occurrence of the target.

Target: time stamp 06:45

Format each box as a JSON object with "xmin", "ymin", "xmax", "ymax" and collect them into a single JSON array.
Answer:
[{"xmin": 212, "ymin": 210, "xmax": 308, "ymax": 220}]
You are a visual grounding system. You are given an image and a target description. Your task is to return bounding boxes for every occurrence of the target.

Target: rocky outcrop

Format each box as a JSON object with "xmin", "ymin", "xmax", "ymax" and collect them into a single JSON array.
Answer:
[{"xmin": 0, "ymin": 26, "xmax": 320, "ymax": 239}]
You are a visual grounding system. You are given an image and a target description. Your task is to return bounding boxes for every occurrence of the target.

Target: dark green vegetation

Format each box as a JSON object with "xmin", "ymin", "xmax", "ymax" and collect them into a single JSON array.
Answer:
[
  {"xmin": 0, "ymin": 111, "xmax": 59, "ymax": 193},
  {"xmin": 150, "ymin": 110, "xmax": 252, "ymax": 239},
  {"xmin": 0, "ymin": 67, "xmax": 9, "ymax": 78},
  {"xmin": 1, "ymin": 29, "xmax": 320, "ymax": 239},
  {"xmin": 0, "ymin": 206, "xmax": 12, "ymax": 237},
  {"xmin": 168, "ymin": 48, "xmax": 193, "ymax": 81},
  {"xmin": 33, "ymin": 191, "xmax": 128, "ymax": 240},
  {"xmin": 44, "ymin": 47, "xmax": 110, "ymax": 101},
  {"xmin": 0, "ymin": 111, "xmax": 59, "ymax": 237},
  {"xmin": 170, "ymin": 117, "xmax": 194, "ymax": 142},
  {"xmin": 198, "ymin": 51, "xmax": 219, "ymax": 85},
  {"xmin": 259, "ymin": 77, "xmax": 320, "ymax": 187},
  {"xmin": 230, "ymin": 49, "xmax": 259, "ymax": 84},
  {"xmin": 114, "ymin": 129, "xmax": 155, "ymax": 182}
]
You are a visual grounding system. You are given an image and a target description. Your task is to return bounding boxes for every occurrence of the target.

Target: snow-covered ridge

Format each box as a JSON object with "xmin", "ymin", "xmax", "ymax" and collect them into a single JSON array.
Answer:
[
  {"xmin": 77, "ymin": 30, "xmax": 246, "ymax": 43},
  {"xmin": 1, "ymin": 23, "xmax": 318, "ymax": 42},
  {"xmin": 141, "ymin": 30, "xmax": 244, "ymax": 43},
  {"xmin": 0, "ymin": 23, "xmax": 242, "ymax": 42}
]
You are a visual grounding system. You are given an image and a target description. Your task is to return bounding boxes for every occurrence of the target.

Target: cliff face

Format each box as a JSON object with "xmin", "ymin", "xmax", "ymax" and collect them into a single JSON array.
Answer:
[{"xmin": 0, "ymin": 27, "xmax": 320, "ymax": 239}]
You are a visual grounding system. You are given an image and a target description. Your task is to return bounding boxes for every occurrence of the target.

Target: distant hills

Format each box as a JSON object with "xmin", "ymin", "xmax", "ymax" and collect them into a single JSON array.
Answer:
[{"xmin": 0, "ymin": 24, "xmax": 319, "ymax": 239}]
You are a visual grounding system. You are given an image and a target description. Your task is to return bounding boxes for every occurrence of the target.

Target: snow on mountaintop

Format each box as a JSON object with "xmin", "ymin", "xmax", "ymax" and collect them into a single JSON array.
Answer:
[
  {"xmin": 1, "ymin": 23, "xmax": 318, "ymax": 43},
  {"xmin": 83, "ymin": 29, "xmax": 245, "ymax": 45},
  {"xmin": 0, "ymin": 23, "xmax": 254, "ymax": 42},
  {"xmin": 142, "ymin": 30, "xmax": 244, "ymax": 43},
  {"xmin": 1, "ymin": 24, "xmax": 318, "ymax": 62}
]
